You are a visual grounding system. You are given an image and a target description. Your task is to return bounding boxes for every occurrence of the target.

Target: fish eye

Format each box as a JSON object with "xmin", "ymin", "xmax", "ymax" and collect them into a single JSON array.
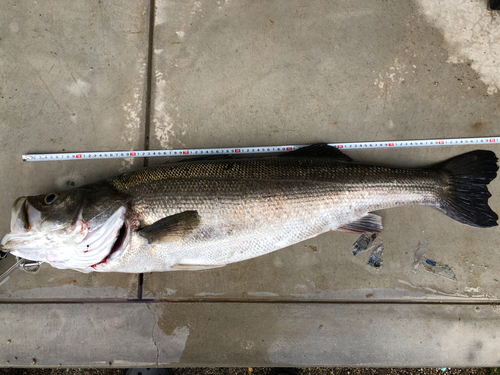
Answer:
[{"xmin": 44, "ymin": 193, "xmax": 59, "ymax": 205}]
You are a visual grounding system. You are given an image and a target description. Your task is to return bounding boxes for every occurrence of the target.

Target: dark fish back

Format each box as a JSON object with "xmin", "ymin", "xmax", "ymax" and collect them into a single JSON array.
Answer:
[{"xmin": 105, "ymin": 157, "xmax": 433, "ymax": 191}]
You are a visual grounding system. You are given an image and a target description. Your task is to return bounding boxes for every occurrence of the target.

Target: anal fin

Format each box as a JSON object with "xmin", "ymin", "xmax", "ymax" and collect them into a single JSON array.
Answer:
[{"xmin": 337, "ymin": 213, "xmax": 383, "ymax": 233}]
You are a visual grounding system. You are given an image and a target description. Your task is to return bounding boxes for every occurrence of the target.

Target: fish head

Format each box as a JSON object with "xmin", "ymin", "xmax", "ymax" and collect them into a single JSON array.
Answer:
[{"xmin": 1, "ymin": 183, "xmax": 132, "ymax": 272}]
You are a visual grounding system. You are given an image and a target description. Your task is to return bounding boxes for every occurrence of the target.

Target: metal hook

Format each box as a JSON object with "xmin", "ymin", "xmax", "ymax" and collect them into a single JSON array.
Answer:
[
  {"xmin": 21, "ymin": 260, "xmax": 43, "ymax": 274},
  {"xmin": 0, "ymin": 256, "xmax": 44, "ymax": 284}
]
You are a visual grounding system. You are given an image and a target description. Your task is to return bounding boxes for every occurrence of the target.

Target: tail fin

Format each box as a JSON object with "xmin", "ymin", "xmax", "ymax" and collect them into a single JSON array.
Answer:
[{"xmin": 434, "ymin": 150, "xmax": 498, "ymax": 228}]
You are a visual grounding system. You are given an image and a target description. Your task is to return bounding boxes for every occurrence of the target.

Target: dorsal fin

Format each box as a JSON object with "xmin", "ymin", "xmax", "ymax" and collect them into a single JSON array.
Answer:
[
  {"xmin": 165, "ymin": 144, "xmax": 352, "ymax": 164},
  {"xmin": 281, "ymin": 144, "xmax": 352, "ymax": 162}
]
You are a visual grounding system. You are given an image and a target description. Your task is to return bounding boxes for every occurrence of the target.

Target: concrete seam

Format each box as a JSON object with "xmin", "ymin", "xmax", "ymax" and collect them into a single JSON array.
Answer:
[
  {"xmin": 1, "ymin": 299, "xmax": 500, "ymax": 305},
  {"xmin": 143, "ymin": 0, "xmax": 155, "ymax": 167},
  {"xmin": 138, "ymin": 0, "xmax": 156, "ymax": 301},
  {"xmin": 146, "ymin": 302, "xmax": 159, "ymax": 365}
]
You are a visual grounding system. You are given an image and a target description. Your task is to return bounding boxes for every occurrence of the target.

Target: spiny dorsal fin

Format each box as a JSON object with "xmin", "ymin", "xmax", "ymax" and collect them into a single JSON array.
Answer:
[
  {"xmin": 281, "ymin": 143, "xmax": 352, "ymax": 162},
  {"xmin": 337, "ymin": 213, "xmax": 383, "ymax": 233},
  {"xmin": 138, "ymin": 211, "xmax": 200, "ymax": 244}
]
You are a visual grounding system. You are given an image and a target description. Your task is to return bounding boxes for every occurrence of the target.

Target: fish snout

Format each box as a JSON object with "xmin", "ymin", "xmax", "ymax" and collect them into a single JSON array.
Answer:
[
  {"xmin": 1, "ymin": 197, "xmax": 33, "ymax": 249},
  {"xmin": 10, "ymin": 197, "xmax": 29, "ymax": 233},
  {"xmin": 8, "ymin": 196, "xmax": 43, "ymax": 234}
]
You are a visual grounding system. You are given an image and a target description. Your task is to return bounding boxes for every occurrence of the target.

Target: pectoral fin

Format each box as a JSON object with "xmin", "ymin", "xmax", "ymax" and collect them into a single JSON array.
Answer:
[
  {"xmin": 337, "ymin": 213, "xmax": 383, "ymax": 233},
  {"xmin": 138, "ymin": 211, "xmax": 200, "ymax": 244}
]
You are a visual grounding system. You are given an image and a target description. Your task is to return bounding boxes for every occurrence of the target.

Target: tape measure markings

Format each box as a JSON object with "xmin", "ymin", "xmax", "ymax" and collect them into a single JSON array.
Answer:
[{"xmin": 22, "ymin": 136, "xmax": 499, "ymax": 161}]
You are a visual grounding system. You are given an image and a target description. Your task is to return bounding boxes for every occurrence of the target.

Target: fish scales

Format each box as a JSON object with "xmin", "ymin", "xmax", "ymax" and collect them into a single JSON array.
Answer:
[{"xmin": 100, "ymin": 158, "xmax": 441, "ymax": 271}]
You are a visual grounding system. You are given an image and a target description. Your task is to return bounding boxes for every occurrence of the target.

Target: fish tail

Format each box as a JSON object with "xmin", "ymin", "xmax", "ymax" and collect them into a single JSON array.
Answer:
[{"xmin": 434, "ymin": 150, "xmax": 498, "ymax": 228}]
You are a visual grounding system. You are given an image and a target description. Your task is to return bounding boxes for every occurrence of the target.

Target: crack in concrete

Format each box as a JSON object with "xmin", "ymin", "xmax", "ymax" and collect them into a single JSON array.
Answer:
[{"xmin": 146, "ymin": 303, "xmax": 159, "ymax": 365}]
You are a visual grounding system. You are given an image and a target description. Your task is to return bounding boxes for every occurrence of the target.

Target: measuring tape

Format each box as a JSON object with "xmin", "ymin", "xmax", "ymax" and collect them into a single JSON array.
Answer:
[{"xmin": 22, "ymin": 136, "xmax": 499, "ymax": 161}]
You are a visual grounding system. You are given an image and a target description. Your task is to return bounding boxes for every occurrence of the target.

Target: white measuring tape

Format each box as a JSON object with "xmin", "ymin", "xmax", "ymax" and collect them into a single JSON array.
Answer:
[{"xmin": 22, "ymin": 136, "xmax": 500, "ymax": 161}]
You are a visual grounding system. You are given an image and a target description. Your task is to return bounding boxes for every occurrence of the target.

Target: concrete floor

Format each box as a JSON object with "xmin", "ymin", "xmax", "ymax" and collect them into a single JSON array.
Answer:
[{"xmin": 1, "ymin": 0, "xmax": 500, "ymax": 367}]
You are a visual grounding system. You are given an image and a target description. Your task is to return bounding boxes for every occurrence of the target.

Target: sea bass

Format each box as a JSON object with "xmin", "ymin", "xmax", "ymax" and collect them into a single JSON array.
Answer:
[{"xmin": 1, "ymin": 145, "xmax": 498, "ymax": 273}]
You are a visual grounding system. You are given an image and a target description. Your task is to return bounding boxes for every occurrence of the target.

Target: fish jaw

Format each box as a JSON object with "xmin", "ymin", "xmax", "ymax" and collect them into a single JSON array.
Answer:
[
  {"xmin": 10, "ymin": 196, "xmax": 29, "ymax": 232},
  {"xmin": 1, "ymin": 198, "xmax": 131, "ymax": 273},
  {"xmin": 2, "ymin": 198, "xmax": 88, "ymax": 250}
]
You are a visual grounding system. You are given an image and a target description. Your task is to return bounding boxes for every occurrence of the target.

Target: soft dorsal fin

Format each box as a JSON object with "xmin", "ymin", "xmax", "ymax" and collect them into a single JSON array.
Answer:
[
  {"xmin": 281, "ymin": 143, "xmax": 352, "ymax": 162},
  {"xmin": 138, "ymin": 211, "xmax": 200, "ymax": 244}
]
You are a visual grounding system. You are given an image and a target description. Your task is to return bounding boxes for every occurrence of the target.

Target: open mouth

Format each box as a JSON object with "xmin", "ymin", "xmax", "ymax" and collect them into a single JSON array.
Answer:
[
  {"xmin": 2, "ymin": 199, "xmax": 129, "ymax": 272},
  {"xmin": 1, "ymin": 198, "xmax": 45, "ymax": 251},
  {"xmin": 11, "ymin": 197, "xmax": 30, "ymax": 232}
]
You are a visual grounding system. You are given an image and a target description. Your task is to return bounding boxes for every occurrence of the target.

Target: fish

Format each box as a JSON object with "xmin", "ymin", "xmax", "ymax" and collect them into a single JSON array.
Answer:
[{"xmin": 1, "ymin": 144, "xmax": 498, "ymax": 273}]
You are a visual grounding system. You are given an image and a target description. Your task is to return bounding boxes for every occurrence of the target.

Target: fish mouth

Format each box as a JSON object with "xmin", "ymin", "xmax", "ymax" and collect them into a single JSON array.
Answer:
[
  {"xmin": 1, "ymin": 197, "xmax": 43, "ymax": 249},
  {"xmin": 2, "ymin": 198, "xmax": 129, "ymax": 272},
  {"xmin": 10, "ymin": 197, "xmax": 30, "ymax": 233}
]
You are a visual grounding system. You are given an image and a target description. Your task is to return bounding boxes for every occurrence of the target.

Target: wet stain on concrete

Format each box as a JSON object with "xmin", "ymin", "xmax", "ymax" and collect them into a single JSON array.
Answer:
[{"xmin": 467, "ymin": 340, "xmax": 483, "ymax": 362}]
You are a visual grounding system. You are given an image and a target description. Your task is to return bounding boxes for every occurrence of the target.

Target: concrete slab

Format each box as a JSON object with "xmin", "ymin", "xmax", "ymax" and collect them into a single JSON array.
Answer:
[
  {"xmin": 1, "ymin": 1, "xmax": 500, "ymax": 367},
  {"xmin": 0, "ymin": 0, "xmax": 150, "ymax": 299},
  {"xmin": 0, "ymin": 256, "xmax": 138, "ymax": 300},
  {"xmin": 1, "ymin": 302, "xmax": 500, "ymax": 367},
  {"xmin": 145, "ymin": 0, "xmax": 500, "ymax": 301}
]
